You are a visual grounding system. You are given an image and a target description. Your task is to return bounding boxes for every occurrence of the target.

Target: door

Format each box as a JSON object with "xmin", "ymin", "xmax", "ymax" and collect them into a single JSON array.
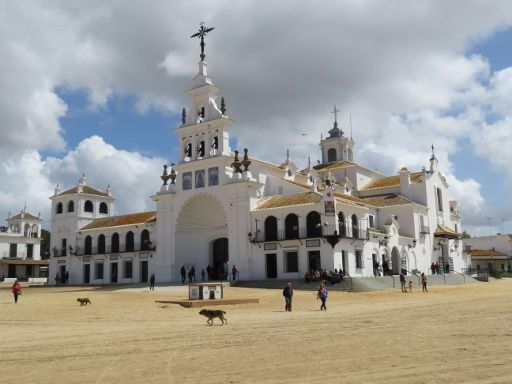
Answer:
[
  {"xmin": 342, "ymin": 251, "xmax": 348, "ymax": 275},
  {"xmin": 59, "ymin": 265, "xmax": 66, "ymax": 284},
  {"xmin": 308, "ymin": 251, "xmax": 321, "ymax": 272},
  {"xmin": 84, "ymin": 264, "xmax": 90, "ymax": 284},
  {"xmin": 8, "ymin": 264, "xmax": 16, "ymax": 278},
  {"xmin": 212, "ymin": 238, "xmax": 229, "ymax": 280},
  {"xmin": 266, "ymin": 254, "xmax": 277, "ymax": 279},
  {"xmin": 111, "ymin": 263, "xmax": 118, "ymax": 283},
  {"xmin": 140, "ymin": 261, "xmax": 148, "ymax": 283}
]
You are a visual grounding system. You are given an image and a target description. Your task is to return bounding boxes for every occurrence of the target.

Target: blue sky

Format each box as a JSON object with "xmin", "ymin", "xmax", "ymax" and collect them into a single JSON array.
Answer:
[{"xmin": 2, "ymin": 2, "xmax": 512, "ymax": 235}]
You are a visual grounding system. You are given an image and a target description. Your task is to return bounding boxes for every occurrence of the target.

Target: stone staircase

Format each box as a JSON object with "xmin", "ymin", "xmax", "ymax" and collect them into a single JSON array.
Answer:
[{"xmin": 234, "ymin": 273, "xmax": 479, "ymax": 292}]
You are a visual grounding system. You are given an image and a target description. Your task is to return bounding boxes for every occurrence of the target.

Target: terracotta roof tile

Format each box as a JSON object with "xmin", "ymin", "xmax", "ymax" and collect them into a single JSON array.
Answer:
[
  {"xmin": 434, "ymin": 224, "xmax": 460, "ymax": 239},
  {"xmin": 80, "ymin": 211, "xmax": 157, "ymax": 230},
  {"xmin": 468, "ymin": 249, "xmax": 508, "ymax": 257},
  {"xmin": 359, "ymin": 172, "xmax": 423, "ymax": 191},
  {"xmin": 58, "ymin": 185, "xmax": 109, "ymax": 197},
  {"xmin": 254, "ymin": 192, "xmax": 322, "ymax": 211},
  {"xmin": 313, "ymin": 160, "xmax": 355, "ymax": 171},
  {"xmin": 360, "ymin": 194, "xmax": 415, "ymax": 207},
  {"xmin": 9, "ymin": 212, "xmax": 41, "ymax": 221}
]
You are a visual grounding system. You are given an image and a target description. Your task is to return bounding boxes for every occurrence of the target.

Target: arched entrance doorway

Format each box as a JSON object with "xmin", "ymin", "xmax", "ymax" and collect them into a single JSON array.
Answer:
[
  {"xmin": 175, "ymin": 194, "xmax": 228, "ymax": 281},
  {"xmin": 391, "ymin": 247, "xmax": 400, "ymax": 275},
  {"xmin": 211, "ymin": 238, "xmax": 228, "ymax": 280}
]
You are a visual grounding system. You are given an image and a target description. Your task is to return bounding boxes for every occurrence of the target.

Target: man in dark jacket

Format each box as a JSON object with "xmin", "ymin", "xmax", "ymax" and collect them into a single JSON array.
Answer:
[{"xmin": 282, "ymin": 282, "xmax": 293, "ymax": 312}]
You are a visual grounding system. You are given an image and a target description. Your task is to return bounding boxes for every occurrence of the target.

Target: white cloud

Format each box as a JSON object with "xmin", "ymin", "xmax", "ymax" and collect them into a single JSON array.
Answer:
[
  {"xmin": 0, "ymin": 136, "xmax": 166, "ymax": 224},
  {"xmin": 1, "ymin": 1, "xmax": 512, "ymax": 230}
]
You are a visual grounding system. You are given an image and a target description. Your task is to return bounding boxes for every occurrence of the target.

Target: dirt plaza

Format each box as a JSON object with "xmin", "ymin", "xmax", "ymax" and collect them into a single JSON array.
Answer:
[{"xmin": 1, "ymin": 280, "xmax": 512, "ymax": 384}]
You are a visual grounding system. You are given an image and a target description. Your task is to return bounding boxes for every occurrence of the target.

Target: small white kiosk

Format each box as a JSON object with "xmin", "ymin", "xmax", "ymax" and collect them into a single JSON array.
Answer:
[{"xmin": 188, "ymin": 283, "xmax": 224, "ymax": 300}]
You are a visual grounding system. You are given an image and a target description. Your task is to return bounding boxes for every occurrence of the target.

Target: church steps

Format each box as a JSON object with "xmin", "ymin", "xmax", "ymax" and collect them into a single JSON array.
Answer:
[{"xmin": 234, "ymin": 274, "xmax": 480, "ymax": 292}]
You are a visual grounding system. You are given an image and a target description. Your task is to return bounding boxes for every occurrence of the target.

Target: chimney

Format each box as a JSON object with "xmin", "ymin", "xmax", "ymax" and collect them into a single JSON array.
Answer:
[{"xmin": 399, "ymin": 167, "xmax": 411, "ymax": 198}]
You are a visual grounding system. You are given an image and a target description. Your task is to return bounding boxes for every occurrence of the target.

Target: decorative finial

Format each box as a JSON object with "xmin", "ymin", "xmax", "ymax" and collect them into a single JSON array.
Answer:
[
  {"xmin": 170, "ymin": 163, "xmax": 177, "ymax": 184},
  {"xmin": 286, "ymin": 149, "xmax": 290, "ymax": 163},
  {"xmin": 181, "ymin": 108, "xmax": 186, "ymax": 125},
  {"xmin": 241, "ymin": 148, "xmax": 252, "ymax": 172},
  {"xmin": 308, "ymin": 156, "xmax": 311, "ymax": 169},
  {"xmin": 231, "ymin": 150, "xmax": 243, "ymax": 174},
  {"xmin": 190, "ymin": 23, "xmax": 215, "ymax": 62},
  {"xmin": 431, "ymin": 144, "xmax": 435, "ymax": 157},
  {"xmin": 221, "ymin": 97, "xmax": 226, "ymax": 115},
  {"xmin": 161, "ymin": 164, "xmax": 171, "ymax": 186},
  {"xmin": 328, "ymin": 105, "xmax": 343, "ymax": 138}
]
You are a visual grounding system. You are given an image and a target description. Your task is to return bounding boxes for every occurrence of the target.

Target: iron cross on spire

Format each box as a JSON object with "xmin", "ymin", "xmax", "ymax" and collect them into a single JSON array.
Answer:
[
  {"xmin": 191, "ymin": 22, "xmax": 215, "ymax": 61},
  {"xmin": 331, "ymin": 105, "xmax": 340, "ymax": 123}
]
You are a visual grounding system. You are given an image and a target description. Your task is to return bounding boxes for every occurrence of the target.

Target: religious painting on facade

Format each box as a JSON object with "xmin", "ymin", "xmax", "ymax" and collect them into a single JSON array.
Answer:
[
  {"xmin": 195, "ymin": 169, "xmax": 205, "ymax": 188},
  {"xmin": 208, "ymin": 167, "xmax": 219, "ymax": 186},
  {"xmin": 183, "ymin": 172, "xmax": 192, "ymax": 190},
  {"xmin": 324, "ymin": 201, "xmax": 335, "ymax": 216}
]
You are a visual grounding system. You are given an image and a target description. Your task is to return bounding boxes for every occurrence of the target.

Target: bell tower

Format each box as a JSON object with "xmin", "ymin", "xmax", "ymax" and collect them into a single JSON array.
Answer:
[
  {"xmin": 319, "ymin": 105, "xmax": 355, "ymax": 164},
  {"xmin": 176, "ymin": 24, "xmax": 231, "ymax": 164}
]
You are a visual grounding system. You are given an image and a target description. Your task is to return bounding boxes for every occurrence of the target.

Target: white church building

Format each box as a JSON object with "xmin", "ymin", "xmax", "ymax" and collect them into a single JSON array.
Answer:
[{"xmin": 49, "ymin": 30, "xmax": 466, "ymax": 284}]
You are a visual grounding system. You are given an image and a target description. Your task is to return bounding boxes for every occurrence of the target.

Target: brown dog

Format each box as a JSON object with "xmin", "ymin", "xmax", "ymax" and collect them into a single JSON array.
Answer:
[
  {"xmin": 77, "ymin": 298, "xmax": 91, "ymax": 306},
  {"xmin": 199, "ymin": 309, "xmax": 227, "ymax": 326}
]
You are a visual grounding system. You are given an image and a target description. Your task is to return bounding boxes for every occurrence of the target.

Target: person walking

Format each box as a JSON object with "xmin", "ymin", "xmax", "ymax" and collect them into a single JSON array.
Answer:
[
  {"xmin": 231, "ymin": 265, "xmax": 238, "ymax": 281},
  {"xmin": 12, "ymin": 280, "xmax": 22, "ymax": 303},
  {"xmin": 399, "ymin": 272, "xmax": 406, "ymax": 293},
  {"xmin": 65, "ymin": 271, "xmax": 69, "ymax": 285},
  {"xmin": 317, "ymin": 282, "xmax": 328, "ymax": 311},
  {"xmin": 421, "ymin": 273, "xmax": 428, "ymax": 292},
  {"xmin": 201, "ymin": 268, "xmax": 206, "ymax": 282},
  {"xmin": 282, "ymin": 282, "xmax": 293, "ymax": 312},
  {"xmin": 180, "ymin": 265, "xmax": 186, "ymax": 284},
  {"xmin": 149, "ymin": 273, "xmax": 155, "ymax": 290},
  {"xmin": 55, "ymin": 273, "xmax": 60, "ymax": 286},
  {"xmin": 408, "ymin": 280, "xmax": 413, "ymax": 293}
]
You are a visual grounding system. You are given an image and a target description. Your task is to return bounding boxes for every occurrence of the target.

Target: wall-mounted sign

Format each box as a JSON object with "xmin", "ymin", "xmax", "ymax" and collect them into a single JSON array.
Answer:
[
  {"xmin": 183, "ymin": 172, "xmax": 192, "ymax": 190},
  {"xmin": 306, "ymin": 239, "xmax": 321, "ymax": 247},
  {"xmin": 264, "ymin": 243, "xmax": 278, "ymax": 250},
  {"xmin": 83, "ymin": 256, "xmax": 91, "ymax": 262},
  {"xmin": 110, "ymin": 255, "xmax": 118, "ymax": 261},
  {"xmin": 324, "ymin": 201, "xmax": 335, "ymax": 216}
]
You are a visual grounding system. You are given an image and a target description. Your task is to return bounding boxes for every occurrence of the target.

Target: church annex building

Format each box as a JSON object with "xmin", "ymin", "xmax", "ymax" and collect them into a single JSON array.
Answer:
[{"xmin": 49, "ymin": 28, "xmax": 467, "ymax": 284}]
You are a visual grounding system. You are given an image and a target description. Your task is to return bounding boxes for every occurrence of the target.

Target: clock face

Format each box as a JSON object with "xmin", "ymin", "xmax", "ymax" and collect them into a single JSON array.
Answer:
[{"xmin": 326, "ymin": 192, "xmax": 331, "ymax": 197}]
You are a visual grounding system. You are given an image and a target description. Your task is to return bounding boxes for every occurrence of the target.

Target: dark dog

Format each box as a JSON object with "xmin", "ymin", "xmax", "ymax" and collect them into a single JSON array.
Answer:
[
  {"xmin": 77, "ymin": 298, "xmax": 91, "ymax": 306},
  {"xmin": 199, "ymin": 309, "xmax": 227, "ymax": 326}
]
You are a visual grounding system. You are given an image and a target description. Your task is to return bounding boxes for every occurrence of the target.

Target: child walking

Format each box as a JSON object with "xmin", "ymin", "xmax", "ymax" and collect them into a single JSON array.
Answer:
[
  {"xmin": 408, "ymin": 280, "xmax": 413, "ymax": 293},
  {"xmin": 317, "ymin": 282, "xmax": 328, "ymax": 311}
]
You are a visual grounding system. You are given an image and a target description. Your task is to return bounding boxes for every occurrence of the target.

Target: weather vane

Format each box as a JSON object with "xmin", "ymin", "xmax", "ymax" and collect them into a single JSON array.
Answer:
[{"xmin": 190, "ymin": 22, "xmax": 215, "ymax": 61}]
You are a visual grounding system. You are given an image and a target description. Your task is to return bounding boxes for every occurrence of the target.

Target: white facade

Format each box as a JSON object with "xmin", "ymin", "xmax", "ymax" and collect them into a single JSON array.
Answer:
[
  {"xmin": 0, "ymin": 209, "xmax": 46, "ymax": 280},
  {"xmin": 49, "ymin": 44, "xmax": 466, "ymax": 285}
]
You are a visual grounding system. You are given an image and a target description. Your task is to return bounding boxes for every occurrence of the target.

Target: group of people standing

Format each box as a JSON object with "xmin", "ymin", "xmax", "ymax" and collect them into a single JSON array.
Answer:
[
  {"xmin": 54, "ymin": 271, "xmax": 69, "ymax": 285},
  {"xmin": 399, "ymin": 272, "xmax": 428, "ymax": 293},
  {"xmin": 373, "ymin": 261, "xmax": 392, "ymax": 277},
  {"xmin": 282, "ymin": 281, "xmax": 329, "ymax": 312},
  {"xmin": 431, "ymin": 262, "xmax": 450, "ymax": 275},
  {"xmin": 180, "ymin": 264, "xmax": 239, "ymax": 284}
]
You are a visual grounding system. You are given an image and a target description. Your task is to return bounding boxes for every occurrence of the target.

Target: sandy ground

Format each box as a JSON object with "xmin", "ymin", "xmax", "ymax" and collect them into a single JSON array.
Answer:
[{"xmin": 1, "ymin": 280, "xmax": 512, "ymax": 384}]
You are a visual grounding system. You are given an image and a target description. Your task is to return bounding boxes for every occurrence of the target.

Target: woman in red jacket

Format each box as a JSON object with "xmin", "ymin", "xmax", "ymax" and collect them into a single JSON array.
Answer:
[{"xmin": 12, "ymin": 280, "xmax": 22, "ymax": 303}]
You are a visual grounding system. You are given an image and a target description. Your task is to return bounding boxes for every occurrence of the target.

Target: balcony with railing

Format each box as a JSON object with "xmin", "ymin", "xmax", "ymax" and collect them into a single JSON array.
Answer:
[{"xmin": 253, "ymin": 225, "xmax": 368, "ymax": 243}]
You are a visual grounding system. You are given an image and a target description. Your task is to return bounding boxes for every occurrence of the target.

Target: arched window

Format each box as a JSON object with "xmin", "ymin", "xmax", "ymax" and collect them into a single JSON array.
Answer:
[
  {"xmin": 84, "ymin": 200, "xmax": 93, "ymax": 213},
  {"xmin": 306, "ymin": 211, "xmax": 322, "ymax": 238},
  {"xmin": 338, "ymin": 212, "xmax": 346, "ymax": 237},
  {"xmin": 111, "ymin": 233, "xmax": 119, "ymax": 253},
  {"xmin": 327, "ymin": 148, "xmax": 337, "ymax": 163},
  {"xmin": 97, "ymin": 234, "xmax": 106, "ymax": 254},
  {"xmin": 99, "ymin": 202, "xmax": 108, "ymax": 214},
  {"xmin": 56, "ymin": 202, "xmax": 63, "ymax": 214},
  {"xmin": 32, "ymin": 224, "xmax": 38, "ymax": 237},
  {"xmin": 264, "ymin": 216, "xmax": 278, "ymax": 241},
  {"xmin": 352, "ymin": 214, "xmax": 359, "ymax": 239},
  {"xmin": 125, "ymin": 231, "xmax": 134, "ymax": 252},
  {"xmin": 84, "ymin": 236, "xmax": 92, "ymax": 255},
  {"xmin": 285, "ymin": 214, "xmax": 299, "ymax": 240},
  {"xmin": 24, "ymin": 223, "xmax": 30, "ymax": 237},
  {"xmin": 67, "ymin": 201, "xmax": 74, "ymax": 213},
  {"xmin": 140, "ymin": 229, "xmax": 150, "ymax": 251}
]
